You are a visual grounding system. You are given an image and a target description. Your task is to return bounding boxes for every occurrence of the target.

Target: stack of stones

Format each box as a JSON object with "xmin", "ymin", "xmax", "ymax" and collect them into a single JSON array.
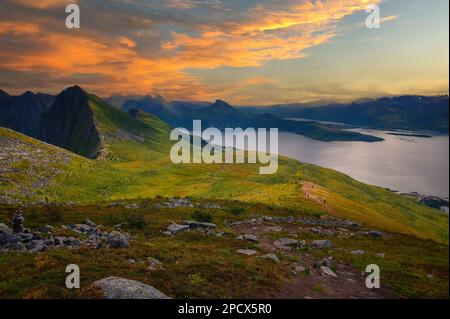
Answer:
[{"xmin": 0, "ymin": 211, "xmax": 132, "ymax": 253}]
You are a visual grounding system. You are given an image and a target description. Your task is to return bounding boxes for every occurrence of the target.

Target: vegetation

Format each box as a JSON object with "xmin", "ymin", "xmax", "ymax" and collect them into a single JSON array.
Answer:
[{"xmin": 0, "ymin": 92, "xmax": 448, "ymax": 299}]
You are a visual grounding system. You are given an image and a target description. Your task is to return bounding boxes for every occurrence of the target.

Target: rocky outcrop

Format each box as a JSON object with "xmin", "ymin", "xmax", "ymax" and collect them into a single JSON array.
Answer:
[
  {"xmin": 39, "ymin": 86, "xmax": 102, "ymax": 159},
  {"xmin": 93, "ymin": 277, "xmax": 170, "ymax": 299}
]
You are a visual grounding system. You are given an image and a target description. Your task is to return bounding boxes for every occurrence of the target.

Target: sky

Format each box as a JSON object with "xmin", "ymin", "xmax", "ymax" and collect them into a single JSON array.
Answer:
[{"xmin": 0, "ymin": 0, "xmax": 448, "ymax": 105}]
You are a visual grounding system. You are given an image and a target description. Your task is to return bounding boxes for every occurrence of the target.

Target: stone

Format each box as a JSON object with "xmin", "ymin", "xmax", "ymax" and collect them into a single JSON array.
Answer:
[
  {"xmin": 237, "ymin": 249, "xmax": 258, "ymax": 256},
  {"xmin": 376, "ymin": 252, "xmax": 385, "ymax": 258},
  {"xmin": 39, "ymin": 225, "xmax": 54, "ymax": 233},
  {"xmin": 311, "ymin": 239, "xmax": 332, "ymax": 249},
  {"xmin": 183, "ymin": 221, "xmax": 217, "ymax": 229},
  {"xmin": 274, "ymin": 238, "xmax": 299, "ymax": 248},
  {"xmin": 85, "ymin": 219, "xmax": 96, "ymax": 228},
  {"xmin": 259, "ymin": 253, "xmax": 280, "ymax": 263},
  {"xmin": 106, "ymin": 231, "xmax": 129, "ymax": 248},
  {"xmin": 0, "ymin": 223, "xmax": 12, "ymax": 235},
  {"xmin": 93, "ymin": 277, "xmax": 170, "ymax": 299},
  {"xmin": 167, "ymin": 223, "xmax": 190, "ymax": 234},
  {"xmin": 294, "ymin": 265, "xmax": 306, "ymax": 273},
  {"xmin": 147, "ymin": 257, "xmax": 164, "ymax": 270},
  {"xmin": 367, "ymin": 230, "xmax": 383, "ymax": 238},
  {"xmin": 320, "ymin": 266, "xmax": 338, "ymax": 278},
  {"xmin": 241, "ymin": 234, "xmax": 258, "ymax": 242},
  {"xmin": 350, "ymin": 250, "xmax": 365, "ymax": 255},
  {"xmin": 314, "ymin": 257, "xmax": 333, "ymax": 268}
]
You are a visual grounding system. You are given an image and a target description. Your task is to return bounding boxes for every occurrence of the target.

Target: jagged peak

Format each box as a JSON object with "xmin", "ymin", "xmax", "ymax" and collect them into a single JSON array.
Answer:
[
  {"xmin": 211, "ymin": 99, "xmax": 234, "ymax": 109},
  {"xmin": 60, "ymin": 85, "xmax": 88, "ymax": 97}
]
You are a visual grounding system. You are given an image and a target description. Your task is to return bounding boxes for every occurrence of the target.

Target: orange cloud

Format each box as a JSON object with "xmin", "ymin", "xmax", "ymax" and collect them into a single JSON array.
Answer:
[{"xmin": 0, "ymin": 0, "xmax": 385, "ymax": 102}]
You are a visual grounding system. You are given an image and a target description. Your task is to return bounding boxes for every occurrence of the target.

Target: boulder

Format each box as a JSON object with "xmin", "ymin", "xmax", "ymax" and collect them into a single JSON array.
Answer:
[
  {"xmin": 93, "ymin": 277, "xmax": 170, "ymax": 299},
  {"xmin": 184, "ymin": 221, "xmax": 217, "ymax": 229},
  {"xmin": 167, "ymin": 223, "xmax": 189, "ymax": 234},
  {"xmin": 39, "ymin": 225, "xmax": 54, "ymax": 233},
  {"xmin": 147, "ymin": 257, "xmax": 164, "ymax": 271},
  {"xmin": 241, "ymin": 234, "xmax": 258, "ymax": 242},
  {"xmin": 237, "ymin": 249, "xmax": 258, "ymax": 256},
  {"xmin": 259, "ymin": 253, "xmax": 280, "ymax": 263},
  {"xmin": 320, "ymin": 266, "xmax": 338, "ymax": 278},
  {"xmin": 274, "ymin": 238, "xmax": 299, "ymax": 249},
  {"xmin": 0, "ymin": 223, "xmax": 12, "ymax": 235},
  {"xmin": 106, "ymin": 231, "xmax": 129, "ymax": 248},
  {"xmin": 367, "ymin": 230, "xmax": 382, "ymax": 238},
  {"xmin": 314, "ymin": 257, "xmax": 333, "ymax": 268},
  {"xmin": 311, "ymin": 239, "xmax": 332, "ymax": 249}
]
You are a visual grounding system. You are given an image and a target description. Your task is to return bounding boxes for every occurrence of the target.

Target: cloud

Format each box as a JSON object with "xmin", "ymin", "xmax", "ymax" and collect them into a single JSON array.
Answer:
[{"xmin": 0, "ymin": 0, "xmax": 385, "ymax": 101}]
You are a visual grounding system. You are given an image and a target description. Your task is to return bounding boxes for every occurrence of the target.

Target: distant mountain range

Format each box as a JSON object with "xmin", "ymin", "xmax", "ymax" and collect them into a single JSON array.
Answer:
[
  {"xmin": 119, "ymin": 95, "xmax": 382, "ymax": 142},
  {"xmin": 3, "ymin": 87, "xmax": 449, "ymax": 163},
  {"xmin": 239, "ymin": 95, "xmax": 449, "ymax": 132}
]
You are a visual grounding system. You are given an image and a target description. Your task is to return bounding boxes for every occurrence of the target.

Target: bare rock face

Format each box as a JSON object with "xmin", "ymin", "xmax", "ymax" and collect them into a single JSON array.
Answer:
[
  {"xmin": 39, "ymin": 85, "xmax": 102, "ymax": 159},
  {"xmin": 93, "ymin": 277, "xmax": 170, "ymax": 299},
  {"xmin": 0, "ymin": 90, "xmax": 54, "ymax": 138}
]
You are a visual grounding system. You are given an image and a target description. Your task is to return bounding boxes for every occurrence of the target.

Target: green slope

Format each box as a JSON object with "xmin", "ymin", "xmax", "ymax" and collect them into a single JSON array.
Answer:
[{"xmin": 1, "ymin": 95, "xmax": 448, "ymax": 244}]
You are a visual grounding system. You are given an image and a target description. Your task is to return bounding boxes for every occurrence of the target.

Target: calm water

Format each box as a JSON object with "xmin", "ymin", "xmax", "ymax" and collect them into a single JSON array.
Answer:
[{"xmin": 277, "ymin": 127, "xmax": 449, "ymax": 197}]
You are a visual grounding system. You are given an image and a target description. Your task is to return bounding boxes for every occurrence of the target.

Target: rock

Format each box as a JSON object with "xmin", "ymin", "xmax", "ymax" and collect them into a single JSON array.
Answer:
[
  {"xmin": 311, "ymin": 239, "xmax": 332, "ymax": 249},
  {"xmin": 237, "ymin": 249, "xmax": 258, "ymax": 256},
  {"xmin": 85, "ymin": 219, "xmax": 96, "ymax": 228},
  {"xmin": 184, "ymin": 220, "xmax": 217, "ymax": 229},
  {"xmin": 39, "ymin": 225, "xmax": 54, "ymax": 233},
  {"xmin": 320, "ymin": 266, "xmax": 338, "ymax": 278},
  {"xmin": 367, "ymin": 230, "xmax": 382, "ymax": 238},
  {"xmin": 0, "ymin": 223, "xmax": 12, "ymax": 235},
  {"xmin": 167, "ymin": 223, "xmax": 189, "ymax": 234},
  {"xmin": 114, "ymin": 222, "xmax": 129, "ymax": 230},
  {"xmin": 128, "ymin": 259, "xmax": 136, "ymax": 264},
  {"xmin": 259, "ymin": 253, "xmax": 280, "ymax": 263},
  {"xmin": 376, "ymin": 252, "xmax": 385, "ymax": 258},
  {"xmin": 147, "ymin": 257, "xmax": 164, "ymax": 270},
  {"xmin": 274, "ymin": 238, "xmax": 299, "ymax": 249},
  {"xmin": 12, "ymin": 242, "xmax": 27, "ymax": 251},
  {"xmin": 93, "ymin": 277, "xmax": 170, "ymax": 299},
  {"xmin": 294, "ymin": 265, "xmax": 306, "ymax": 273},
  {"xmin": 241, "ymin": 234, "xmax": 258, "ymax": 242},
  {"xmin": 314, "ymin": 257, "xmax": 333, "ymax": 268},
  {"xmin": 106, "ymin": 231, "xmax": 129, "ymax": 248},
  {"xmin": 350, "ymin": 250, "xmax": 365, "ymax": 255}
]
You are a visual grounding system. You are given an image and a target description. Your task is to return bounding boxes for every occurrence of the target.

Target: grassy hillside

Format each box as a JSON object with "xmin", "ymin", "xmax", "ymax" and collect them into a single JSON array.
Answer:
[
  {"xmin": 1, "ymin": 99, "xmax": 447, "ymax": 244},
  {"xmin": 0, "ymin": 99, "xmax": 448, "ymax": 299}
]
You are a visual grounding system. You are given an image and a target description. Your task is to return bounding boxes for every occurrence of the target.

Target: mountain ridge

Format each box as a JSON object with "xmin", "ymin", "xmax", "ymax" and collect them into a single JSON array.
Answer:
[{"xmin": 239, "ymin": 95, "xmax": 449, "ymax": 132}]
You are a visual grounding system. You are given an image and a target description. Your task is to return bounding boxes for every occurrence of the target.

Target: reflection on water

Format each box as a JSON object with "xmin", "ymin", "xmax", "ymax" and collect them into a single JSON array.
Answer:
[{"xmin": 277, "ymin": 129, "xmax": 449, "ymax": 197}]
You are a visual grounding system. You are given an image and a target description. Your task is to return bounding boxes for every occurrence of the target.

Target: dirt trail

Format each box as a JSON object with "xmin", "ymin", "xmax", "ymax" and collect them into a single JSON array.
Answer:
[
  {"xmin": 232, "ymin": 220, "xmax": 395, "ymax": 299},
  {"xmin": 300, "ymin": 181, "xmax": 335, "ymax": 214}
]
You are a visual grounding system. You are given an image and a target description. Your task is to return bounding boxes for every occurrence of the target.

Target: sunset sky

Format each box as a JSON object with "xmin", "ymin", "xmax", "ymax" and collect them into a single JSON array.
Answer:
[{"xmin": 0, "ymin": 0, "xmax": 448, "ymax": 104}]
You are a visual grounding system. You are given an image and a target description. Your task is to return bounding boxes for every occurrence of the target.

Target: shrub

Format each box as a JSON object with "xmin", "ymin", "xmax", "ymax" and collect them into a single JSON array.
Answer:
[
  {"xmin": 44, "ymin": 204, "xmax": 62, "ymax": 222},
  {"xmin": 124, "ymin": 213, "xmax": 146, "ymax": 229},
  {"xmin": 191, "ymin": 210, "xmax": 213, "ymax": 223},
  {"xmin": 229, "ymin": 206, "xmax": 245, "ymax": 216}
]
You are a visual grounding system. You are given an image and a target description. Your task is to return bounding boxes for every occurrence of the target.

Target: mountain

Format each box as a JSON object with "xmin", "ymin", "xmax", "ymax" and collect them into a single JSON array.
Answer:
[
  {"xmin": 1, "ymin": 86, "xmax": 172, "ymax": 160},
  {"xmin": 122, "ymin": 97, "xmax": 383, "ymax": 142},
  {"xmin": 0, "ymin": 90, "xmax": 55, "ymax": 137},
  {"xmin": 39, "ymin": 86, "xmax": 102, "ymax": 159},
  {"xmin": 241, "ymin": 95, "xmax": 450, "ymax": 132}
]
